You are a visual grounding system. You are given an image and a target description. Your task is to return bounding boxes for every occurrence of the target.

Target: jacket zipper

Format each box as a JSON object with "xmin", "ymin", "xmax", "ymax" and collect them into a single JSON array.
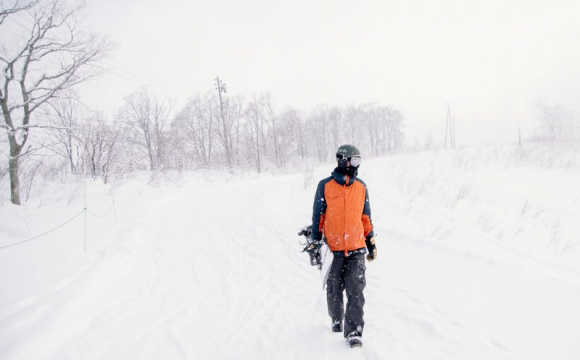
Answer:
[{"xmin": 343, "ymin": 176, "xmax": 349, "ymax": 256}]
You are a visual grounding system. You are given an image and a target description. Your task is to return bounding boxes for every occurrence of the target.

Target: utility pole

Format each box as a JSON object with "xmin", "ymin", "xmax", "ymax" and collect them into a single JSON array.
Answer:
[
  {"xmin": 445, "ymin": 103, "xmax": 456, "ymax": 149},
  {"xmin": 68, "ymin": 114, "xmax": 74, "ymax": 173},
  {"xmin": 445, "ymin": 103, "xmax": 455, "ymax": 149},
  {"xmin": 444, "ymin": 104, "xmax": 449, "ymax": 149},
  {"xmin": 452, "ymin": 115, "xmax": 456, "ymax": 149},
  {"xmin": 215, "ymin": 76, "xmax": 231, "ymax": 169}
]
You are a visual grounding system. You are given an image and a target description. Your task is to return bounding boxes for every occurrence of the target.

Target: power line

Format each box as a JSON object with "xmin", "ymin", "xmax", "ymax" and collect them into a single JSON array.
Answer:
[
  {"xmin": 108, "ymin": 70, "xmax": 210, "ymax": 95},
  {"xmin": 27, "ymin": 110, "xmax": 103, "ymax": 125},
  {"xmin": 107, "ymin": 66, "xmax": 204, "ymax": 89},
  {"xmin": 5, "ymin": 15, "xmax": 31, "ymax": 32},
  {"xmin": 105, "ymin": 58, "xmax": 209, "ymax": 86}
]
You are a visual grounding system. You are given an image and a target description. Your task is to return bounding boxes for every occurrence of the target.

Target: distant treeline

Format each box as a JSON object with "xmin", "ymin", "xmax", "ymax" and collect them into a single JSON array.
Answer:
[{"xmin": 39, "ymin": 88, "xmax": 405, "ymax": 182}]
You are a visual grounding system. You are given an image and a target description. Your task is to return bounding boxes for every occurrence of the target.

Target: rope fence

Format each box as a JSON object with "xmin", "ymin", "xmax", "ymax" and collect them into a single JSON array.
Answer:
[
  {"xmin": 0, "ymin": 134, "xmax": 121, "ymax": 253},
  {"xmin": 85, "ymin": 201, "xmax": 116, "ymax": 219},
  {"xmin": 0, "ymin": 201, "xmax": 117, "ymax": 251}
]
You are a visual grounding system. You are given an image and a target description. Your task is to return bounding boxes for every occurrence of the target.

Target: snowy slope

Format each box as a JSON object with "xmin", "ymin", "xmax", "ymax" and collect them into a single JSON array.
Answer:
[{"xmin": 1, "ymin": 145, "xmax": 580, "ymax": 360}]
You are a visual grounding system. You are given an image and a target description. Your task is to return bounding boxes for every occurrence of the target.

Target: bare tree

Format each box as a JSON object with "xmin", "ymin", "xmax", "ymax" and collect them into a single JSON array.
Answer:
[
  {"xmin": 384, "ymin": 106, "xmax": 404, "ymax": 153},
  {"xmin": 0, "ymin": 0, "xmax": 38, "ymax": 24},
  {"xmin": 0, "ymin": 0, "xmax": 111, "ymax": 204},
  {"xmin": 328, "ymin": 106, "xmax": 344, "ymax": 153},
  {"xmin": 309, "ymin": 106, "xmax": 331, "ymax": 162},
  {"xmin": 258, "ymin": 94, "xmax": 283, "ymax": 167},
  {"xmin": 536, "ymin": 102, "xmax": 573, "ymax": 142},
  {"xmin": 279, "ymin": 107, "xmax": 305, "ymax": 164},
  {"xmin": 81, "ymin": 113, "xmax": 123, "ymax": 183},
  {"xmin": 118, "ymin": 87, "xmax": 171, "ymax": 171},
  {"xmin": 214, "ymin": 95, "xmax": 242, "ymax": 170},
  {"xmin": 46, "ymin": 90, "xmax": 85, "ymax": 173},
  {"xmin": 345, "ymin": 105, "xmax": 364, "ymax": 151},
  {"xmin": 172, "ymin": 92, "xmax": 216, "ymax": 169},
  {"xmin": 245, "ymin": 95, "xmax": 266, "ymax": 172},
  {"xmin": 228, "ymin": 96, "xmax": 243, "ymax": 167},
  {"xmin": 360, "ymin": 104, "xmax": 379, "ymax": 156}
]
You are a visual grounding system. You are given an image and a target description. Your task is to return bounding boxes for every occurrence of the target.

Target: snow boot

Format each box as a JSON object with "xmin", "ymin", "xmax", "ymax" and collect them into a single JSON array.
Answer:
[
  {"xmin": 346, "ymin": 331, "xmax": 362, "ymax": 348},
  {"xmin": 332, "ymin": 320, "xmax": 343, "ymax": 332}
]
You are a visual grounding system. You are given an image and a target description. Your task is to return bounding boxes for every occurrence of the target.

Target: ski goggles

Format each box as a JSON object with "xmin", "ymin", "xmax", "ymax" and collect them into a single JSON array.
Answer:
[{"xmin": 337, "ymin": 154, "xmax": 362, "ymax": 167}]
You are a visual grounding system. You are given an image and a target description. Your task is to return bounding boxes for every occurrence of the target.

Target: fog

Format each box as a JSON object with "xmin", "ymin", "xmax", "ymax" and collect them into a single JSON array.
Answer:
[{"xmin": 80, "ymin": 0, "xmax": 580, "ymax": 147}]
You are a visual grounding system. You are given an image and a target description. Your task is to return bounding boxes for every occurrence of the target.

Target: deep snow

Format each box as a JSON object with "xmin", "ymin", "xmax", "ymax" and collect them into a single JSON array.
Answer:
[{"xmin": 1, "ymin": 145, "xmax": 580, "ymax": 360}]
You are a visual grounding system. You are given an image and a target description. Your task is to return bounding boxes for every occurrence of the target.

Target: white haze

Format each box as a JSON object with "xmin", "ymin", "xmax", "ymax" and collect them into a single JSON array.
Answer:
[{"xmin": 77, "ymin": 0, "xmax": 580, "ymax": 147}]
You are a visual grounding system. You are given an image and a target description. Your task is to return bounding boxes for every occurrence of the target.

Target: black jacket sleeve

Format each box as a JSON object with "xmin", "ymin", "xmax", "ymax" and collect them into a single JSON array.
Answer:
[{"xmin": 311, "ymin": 179, "xmax": 327, "ymax": 241}]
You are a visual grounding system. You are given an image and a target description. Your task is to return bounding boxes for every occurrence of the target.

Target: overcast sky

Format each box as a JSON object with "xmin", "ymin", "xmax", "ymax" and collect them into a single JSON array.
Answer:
[{"xmin": 80, "ymin": 0, "xmax": 580, "ymax": 147}]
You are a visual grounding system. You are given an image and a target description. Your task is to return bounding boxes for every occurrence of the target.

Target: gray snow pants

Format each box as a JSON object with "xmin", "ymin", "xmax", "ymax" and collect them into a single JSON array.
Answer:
[{"xmin": 326, "ymin": 251, "xmax": 366, "ymax": 337}]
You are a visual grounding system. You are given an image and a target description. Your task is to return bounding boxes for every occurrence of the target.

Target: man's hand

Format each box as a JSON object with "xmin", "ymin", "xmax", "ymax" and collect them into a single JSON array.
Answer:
[
  {"xmin": 298, "ymin": 225, "xmax": 312, "ymax": 238},
  {"xmin": 365, "ymin": 236, "xmax": 377, "ymax": 262}
]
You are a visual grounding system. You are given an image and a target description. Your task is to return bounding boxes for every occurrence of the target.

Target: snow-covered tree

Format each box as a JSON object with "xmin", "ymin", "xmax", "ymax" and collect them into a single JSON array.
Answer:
[
  {"xmin": 118, "ymin": 87, "xmax": 171, "ymax": 171},
  {"xmin": 0, "ymin": 0, "xmax": 111, "ymax": 204}
]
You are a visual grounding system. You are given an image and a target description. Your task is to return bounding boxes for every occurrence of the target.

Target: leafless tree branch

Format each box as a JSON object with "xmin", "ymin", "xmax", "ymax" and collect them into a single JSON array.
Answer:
[{"xmin": 1, "ymin": 0, "xmax": 112, "ymax": 204}]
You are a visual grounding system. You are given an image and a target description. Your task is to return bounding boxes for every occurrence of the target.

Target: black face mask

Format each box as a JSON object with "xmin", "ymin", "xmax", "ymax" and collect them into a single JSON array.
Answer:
[{"xmin": 336, "ymin": 161, "xmax": 358, "ymax": 177}]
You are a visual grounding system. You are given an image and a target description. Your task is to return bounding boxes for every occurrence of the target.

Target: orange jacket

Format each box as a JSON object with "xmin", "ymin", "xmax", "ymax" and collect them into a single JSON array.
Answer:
[{"xmin": 311, "ymin": 169, "xmax": 374, "ymax": 254}]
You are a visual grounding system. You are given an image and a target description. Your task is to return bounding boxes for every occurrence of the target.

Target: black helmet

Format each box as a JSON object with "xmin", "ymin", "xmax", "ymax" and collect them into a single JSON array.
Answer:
[
  {"xmin": 336, "ymin": 144, "xmax": 361, "ymax": 158},
  {"xmin": 336, "ymin": 144, "xmax": 362, "ymax": 168}
]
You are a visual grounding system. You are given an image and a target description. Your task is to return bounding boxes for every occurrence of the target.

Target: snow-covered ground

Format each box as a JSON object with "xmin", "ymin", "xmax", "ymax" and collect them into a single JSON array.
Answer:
[{"xmin": 1, "ymin": 144, "xmax": 580, "ymax": 360}]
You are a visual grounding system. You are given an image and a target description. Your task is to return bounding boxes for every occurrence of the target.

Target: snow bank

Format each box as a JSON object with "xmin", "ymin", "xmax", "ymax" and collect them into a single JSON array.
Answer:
[{"xmin": 1, "ymin": 143, "xmax": 580, "ymax": 360}]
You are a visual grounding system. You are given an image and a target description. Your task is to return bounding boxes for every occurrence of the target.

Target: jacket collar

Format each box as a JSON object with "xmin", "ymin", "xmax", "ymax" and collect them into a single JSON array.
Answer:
[{"xmin": 332, "ymin": 167, "xmax": 356, "ymax": 186}]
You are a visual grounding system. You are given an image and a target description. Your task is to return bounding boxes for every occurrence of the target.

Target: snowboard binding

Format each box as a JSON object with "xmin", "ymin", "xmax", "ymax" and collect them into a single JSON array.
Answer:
[{"xmin": 298, "ymin": 225, "xmax": 323, "ymax": 269}]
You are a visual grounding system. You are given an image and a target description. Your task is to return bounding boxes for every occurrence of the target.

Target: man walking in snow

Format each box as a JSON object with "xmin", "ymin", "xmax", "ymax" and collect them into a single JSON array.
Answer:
[{"xmin": 310, "ymin": 144, "xmax": 377, "ymax": 348}]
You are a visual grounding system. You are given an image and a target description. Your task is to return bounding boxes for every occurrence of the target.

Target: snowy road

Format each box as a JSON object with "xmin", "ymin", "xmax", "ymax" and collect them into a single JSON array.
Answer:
[{"xmin": 2, "ymin": 164, "xmax": 580, "ymax": 359}]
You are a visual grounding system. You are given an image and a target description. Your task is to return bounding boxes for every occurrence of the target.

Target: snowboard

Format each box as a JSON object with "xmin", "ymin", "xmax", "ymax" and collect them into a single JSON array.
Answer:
[
  {"xmin": 298, "ymin": 225, "xmax": 334, "ymax": 290},
  {"xmin": 319, "ymin": 242, "xmax": 333, "ymax": 290}
]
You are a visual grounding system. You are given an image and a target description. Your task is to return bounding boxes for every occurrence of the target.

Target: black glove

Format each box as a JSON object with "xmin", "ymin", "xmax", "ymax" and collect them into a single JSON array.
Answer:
[
  {"xmin": 303, "ymin": 239, "xmax": 323, "ymax": 267},
  {"xmin": 298, "ymin": 225, "xmax": 312, "ymax": 238},
  {"xmin": 365, "ymin": 236, "xmax": 377, "ymax": 262},
  {"xmin": 299, "ymin": 225, "xmax": 322, "ymax": 267}
]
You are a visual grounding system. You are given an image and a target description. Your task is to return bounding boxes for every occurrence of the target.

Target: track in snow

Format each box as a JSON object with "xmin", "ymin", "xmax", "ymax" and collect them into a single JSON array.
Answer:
[{"xmin": 1, "ymin": 171, "xmax": 580, "ymax": 360}]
